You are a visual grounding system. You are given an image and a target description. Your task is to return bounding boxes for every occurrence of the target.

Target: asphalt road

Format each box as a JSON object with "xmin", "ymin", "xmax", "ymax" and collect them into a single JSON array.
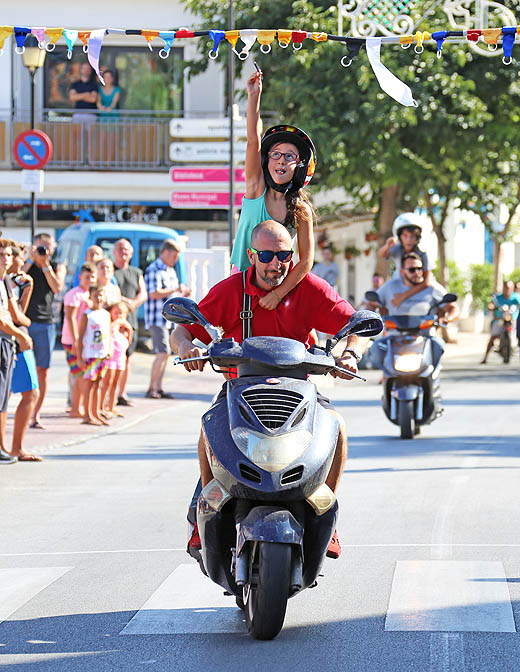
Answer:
[{"xmin": 1, "ymin": 344, "xmax": 519, "ymax": 671}]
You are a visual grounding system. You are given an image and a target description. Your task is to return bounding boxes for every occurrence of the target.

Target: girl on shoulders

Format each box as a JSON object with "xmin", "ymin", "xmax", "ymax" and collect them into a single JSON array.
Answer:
[{"xmin": 230, "ymin": 70, "xmax": 317, "ymax": 310}]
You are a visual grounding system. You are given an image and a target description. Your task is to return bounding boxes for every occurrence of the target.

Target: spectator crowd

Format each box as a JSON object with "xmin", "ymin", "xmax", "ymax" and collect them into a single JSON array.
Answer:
[{"xmin": 0, "ymin": 234, "xmax": 188, "ymax": 465}]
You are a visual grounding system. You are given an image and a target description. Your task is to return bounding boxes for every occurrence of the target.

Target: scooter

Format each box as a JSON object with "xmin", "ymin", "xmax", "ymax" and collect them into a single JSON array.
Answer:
[
  {"xmin": 163, "ymin": 297, "xmax": 382, "ymax": 640},
  {"xmin": 365, "ymin": 291, "xmax": 456, "ymax": 440},
  {"xmin": 491, "ymin": 298, "xmax": 515, "ymax": 364}
]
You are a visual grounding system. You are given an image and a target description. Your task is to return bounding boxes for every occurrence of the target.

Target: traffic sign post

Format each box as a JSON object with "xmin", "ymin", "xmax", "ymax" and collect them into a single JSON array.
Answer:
[{"xmin": 13, "ymin": 130, "xmax": 53, "ymax": 240}]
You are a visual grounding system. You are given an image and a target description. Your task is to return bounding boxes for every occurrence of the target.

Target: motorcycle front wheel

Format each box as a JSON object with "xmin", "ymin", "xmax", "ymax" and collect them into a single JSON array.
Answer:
[
  {"xmin": 244, "ymin": 542, "xmax": 291, "ymax": 640},
  {"xmin": 399, "ymin": 400, "xmax": 415, "ymax": 440}
]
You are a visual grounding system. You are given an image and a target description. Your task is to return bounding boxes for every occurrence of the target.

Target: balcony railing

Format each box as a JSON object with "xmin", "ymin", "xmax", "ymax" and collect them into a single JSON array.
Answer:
[{"xmin": 0, "ymin": 109, "xmax": 267, "ymax": 172}]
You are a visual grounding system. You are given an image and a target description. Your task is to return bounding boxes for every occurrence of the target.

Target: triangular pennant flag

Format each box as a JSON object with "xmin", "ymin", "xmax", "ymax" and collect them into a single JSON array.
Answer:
[
  {"xmin": 366, "ymin": 37, "xmax": 417, "ymax": 107},
  {"xmin": 87, "ymin": 28, "xmax": 107, "ymax": 84}
]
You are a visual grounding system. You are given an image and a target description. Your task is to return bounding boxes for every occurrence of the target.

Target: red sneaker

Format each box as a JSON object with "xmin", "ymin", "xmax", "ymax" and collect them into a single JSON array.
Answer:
[
  {"xmin": 188, "ymin": 522, "xmax": 201, "ymax": 550},
  {"xmin": 326, "ymin": 529, "xmax": 341, "ymax": 559}
]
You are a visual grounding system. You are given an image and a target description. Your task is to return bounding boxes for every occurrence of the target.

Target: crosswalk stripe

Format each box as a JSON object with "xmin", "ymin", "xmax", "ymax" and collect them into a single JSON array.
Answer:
[
  {"xmin": 385, "ymin": 561, "xmax": 516, "ymax": 632},
  {"xmin": 0, "ymin": 567, "xmax": 73, "ymax": 624},
  {"xmin": 120, "ymin": 564, "xmax": 245, "ymax": 635}
]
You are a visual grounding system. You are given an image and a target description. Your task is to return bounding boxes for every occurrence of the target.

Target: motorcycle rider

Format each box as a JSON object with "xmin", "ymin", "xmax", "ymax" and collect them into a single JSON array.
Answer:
[
  {"xmin": 378, "ymin": 213, "xmax": 432, "ymax": 308},
  {"xmin": 480, "ymin": 280, "xmax": 520, "ymax": 364},
  {"xmin": 369, "ymin": 253, "xmax": 459, "ymax": 369},
  {"xmin": 171, "ymin": 220, "xmax": 370, "ymax": 560}
]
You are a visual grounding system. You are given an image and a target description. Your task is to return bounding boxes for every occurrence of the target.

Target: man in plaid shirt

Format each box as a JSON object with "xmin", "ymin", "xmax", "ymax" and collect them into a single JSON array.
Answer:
[{"xmin": 144, "ymin": 238, "xmax": 189, "ymax": 399}]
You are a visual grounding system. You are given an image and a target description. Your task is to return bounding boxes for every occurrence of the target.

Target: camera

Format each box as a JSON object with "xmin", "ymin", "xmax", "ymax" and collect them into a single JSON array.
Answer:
[{"xmin": 36, "ymin": 246, "xmax": 48, "ymax": 256}]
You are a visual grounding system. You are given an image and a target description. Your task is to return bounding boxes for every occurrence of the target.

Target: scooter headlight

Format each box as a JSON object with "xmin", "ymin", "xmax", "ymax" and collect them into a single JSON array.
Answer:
[
  {"xmin": 394, "ymin": 353, "xmax": 423, "ymax": 372},
  {"xmin": 231, "ymin": 428, "xmax": 312, "ymax": 472}
]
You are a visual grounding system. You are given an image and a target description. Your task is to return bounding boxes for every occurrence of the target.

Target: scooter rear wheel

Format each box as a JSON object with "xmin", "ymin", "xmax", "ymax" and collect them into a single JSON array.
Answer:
[
  {"xmin": 399, "ymin": 400, "xmax": 415, "ymax": 440},
  {"xmin": 245, "ymin": 542, "xmax": 291, "ymax": 640}
]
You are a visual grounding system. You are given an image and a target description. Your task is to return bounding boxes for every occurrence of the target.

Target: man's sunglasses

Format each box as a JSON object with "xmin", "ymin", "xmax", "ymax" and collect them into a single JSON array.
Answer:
[
  {"xmin": 405, "ymin": 266, "xmax": 423, "ymax": 273},
  {"xmin": 250, "ymin": 248, "xmax": 294, "ymax": 263}
]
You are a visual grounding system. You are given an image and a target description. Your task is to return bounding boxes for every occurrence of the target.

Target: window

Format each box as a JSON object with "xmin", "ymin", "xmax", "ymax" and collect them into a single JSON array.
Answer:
[
  {"xmin": 95, "ymin": 237, "xmax": 120, "ymax": 261},
  {"xmin": 44, "ymin": 46, "xmax": 184, "ymax": 112},
  {"xmin": 139, "ymin": 239, "xmax": 162, "ymax": 273}
]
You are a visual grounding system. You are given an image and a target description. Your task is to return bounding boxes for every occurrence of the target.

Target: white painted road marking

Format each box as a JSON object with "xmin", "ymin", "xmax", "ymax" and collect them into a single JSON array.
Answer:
[
  {"xmin": 0, "ymin": 567, "xmax": 72, "ymax": 624},
  {"xmin": 429, "ymin": 633, "xmax": 465, "ymax": 672},
  {"xmin": 385, "ymin": 561, "xmax": 515, "ymax": 632},
  {"xmin": 120, "ymin": 564, "xmax": 245, "ymax": 635}
]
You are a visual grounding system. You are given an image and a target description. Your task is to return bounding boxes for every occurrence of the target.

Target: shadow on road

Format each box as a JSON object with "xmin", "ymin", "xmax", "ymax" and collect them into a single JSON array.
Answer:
[
  {"xmin": 0, "ymin": 598, "xmax": 519, "ymax": 671},
  {"xmin": 346, "ymin": 434, "xmax": 520, "ymax": 462}
]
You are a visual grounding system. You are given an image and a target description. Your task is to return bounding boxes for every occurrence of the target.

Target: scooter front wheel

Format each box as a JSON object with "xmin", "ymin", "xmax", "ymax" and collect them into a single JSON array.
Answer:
[
  {"xmin": 501, "ymin": 332, "xmax": 511, "ymax": 363},
  {"xmin": 245, "ymin": 542, "xmax": 291, "ymax": 640},
  {"xmin": 399, "ymin": 400, "xmax": 415, "ymax": 440}
]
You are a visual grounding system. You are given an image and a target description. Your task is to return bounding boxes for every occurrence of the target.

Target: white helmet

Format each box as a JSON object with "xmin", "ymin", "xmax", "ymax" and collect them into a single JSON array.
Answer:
[{"xmin": 392, "ymin": 212, "xmax": 423, "ymax": 241}]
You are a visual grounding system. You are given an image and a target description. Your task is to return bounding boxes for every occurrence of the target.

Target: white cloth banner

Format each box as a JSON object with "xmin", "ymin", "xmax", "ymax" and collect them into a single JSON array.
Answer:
[
  {"xmin": 366, "ymin": 38, "xmax": 417, "ymax": 107},
  {"xmin": 87, "ymin": 29, "xmax": 107, "ymax": 86}
]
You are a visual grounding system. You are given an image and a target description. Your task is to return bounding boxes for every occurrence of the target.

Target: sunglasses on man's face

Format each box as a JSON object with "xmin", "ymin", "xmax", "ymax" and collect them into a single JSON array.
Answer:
[
  {"xmin": 405, "ymin": 266, "xmax": 423, "ymax": 273},
  {"xmin": 250, "ymin": 248, "xmax": 294, "ymax": 263}
]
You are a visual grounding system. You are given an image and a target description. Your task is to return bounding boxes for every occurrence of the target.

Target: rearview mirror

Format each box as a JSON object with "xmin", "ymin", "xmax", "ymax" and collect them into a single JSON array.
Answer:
[
  {"xmin": 162, "ymin": 297, "xmax": 207, "ymax": 325},
  {"xmin": 441, "ymin": 293, "xmax": 457, "ymax": 304},
  {"xmin": 326, "ymin": 310, "xmax": 384, "ymax": 353},
  {"xmin": 364, "ymin": 290, "xmax": 381, "ymax": 304},
  {"xmin": 162, "ymin": 297, "xmax": 222, "ymax": 343}
]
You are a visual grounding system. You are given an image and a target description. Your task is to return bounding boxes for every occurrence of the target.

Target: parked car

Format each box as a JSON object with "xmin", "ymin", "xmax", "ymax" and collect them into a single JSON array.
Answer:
[{"xmin": 54, "ymin": 222, "xmax": 187, "ymax": 335}]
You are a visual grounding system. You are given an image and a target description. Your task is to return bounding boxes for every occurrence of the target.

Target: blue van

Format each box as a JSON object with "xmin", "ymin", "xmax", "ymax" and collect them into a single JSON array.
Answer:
[
  {"xmin": 55, "ymin": 222, "xmax": 187, "ymax": 331},
  {"xmin": 56, "ymin": 222, "xmax": 187, "ymax": 287}
]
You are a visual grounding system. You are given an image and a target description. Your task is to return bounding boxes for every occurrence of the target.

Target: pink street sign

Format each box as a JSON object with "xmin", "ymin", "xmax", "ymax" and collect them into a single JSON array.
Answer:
[
  {"xmin": 170, "ymin": 166, "xmax": 246, "ymax": 183},
  {"xmin": 170, "ymin": 192, "xmax": 245, "ymax": 209}
]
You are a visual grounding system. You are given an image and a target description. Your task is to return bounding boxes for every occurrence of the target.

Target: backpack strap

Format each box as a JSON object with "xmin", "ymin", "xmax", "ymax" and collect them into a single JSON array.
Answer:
[{"xmin": 240, "ymin": 270, "xmax": 253, "ymax": 340}]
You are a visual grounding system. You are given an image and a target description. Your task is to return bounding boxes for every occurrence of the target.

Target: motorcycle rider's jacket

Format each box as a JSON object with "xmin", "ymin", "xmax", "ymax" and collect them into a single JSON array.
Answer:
[{"xmin": 184, "ymin": 264, "xmax": 355, "ymax": 347}]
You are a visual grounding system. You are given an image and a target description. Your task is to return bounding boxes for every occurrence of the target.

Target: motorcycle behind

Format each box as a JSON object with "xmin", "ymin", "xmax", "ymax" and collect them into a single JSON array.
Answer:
[
  {"xmin": 365, "ymin": 291, "xmax": 457, "ymax": 440},
  {"xmin": 490, "ymin": 297, "xmax": 515, "ymax": 364},
  {"xmin": 163, "ymin": 297, "xmax": 382, "ymax": 640}
]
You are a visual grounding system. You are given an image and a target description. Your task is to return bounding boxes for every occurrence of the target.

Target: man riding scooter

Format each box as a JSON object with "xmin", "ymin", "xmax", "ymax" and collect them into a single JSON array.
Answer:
[
  {"xmin": 370, "ymin": 252, "xmax": 459, "ymax": 364},
  {"xmin": 367, "ymin": 253, "xmax": 459, "ymax": 438},
  {"xmin": 480, "ymin": 280, "xmax": 520, "ymax": 364},
  {"xmin": 171, "ymin": 220, "xmax": 372, "ymax": 560}
]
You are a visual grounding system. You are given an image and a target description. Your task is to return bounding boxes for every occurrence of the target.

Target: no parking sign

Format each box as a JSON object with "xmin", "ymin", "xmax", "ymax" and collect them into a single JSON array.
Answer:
[{"xmin": 13, "ymin": 130, "xmax": 53, "ymax": 170}]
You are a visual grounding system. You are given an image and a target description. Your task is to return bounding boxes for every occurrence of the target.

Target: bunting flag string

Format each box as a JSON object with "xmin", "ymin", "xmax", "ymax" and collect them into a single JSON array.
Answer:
[{"xmin": 1, "ymin": 24, "xmax": 520, "ymax": 106}]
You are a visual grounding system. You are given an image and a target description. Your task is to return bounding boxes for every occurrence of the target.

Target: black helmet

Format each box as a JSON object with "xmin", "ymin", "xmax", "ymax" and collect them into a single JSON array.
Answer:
[{"xmin": 260, "ymin": 125, "xmax": 317, "ymax": 194}]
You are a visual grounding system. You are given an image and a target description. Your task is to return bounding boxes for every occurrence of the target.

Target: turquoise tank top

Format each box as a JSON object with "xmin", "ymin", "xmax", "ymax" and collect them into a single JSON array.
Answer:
[
  {"xmin": 230, "ymin": 190, "xmax": 273, "ymax": 271},
  {"xmin": 230, "ymin": 189, "xmax": 296, "ymax": 271}
]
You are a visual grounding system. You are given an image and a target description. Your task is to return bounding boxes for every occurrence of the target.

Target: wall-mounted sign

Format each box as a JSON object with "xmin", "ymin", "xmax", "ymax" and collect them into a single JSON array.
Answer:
[
  {"xmin": 169, "ymin": 118, "xmax": 247, "ymax": 138},
  {"xmin": 169, "ymin": 142, "xmax": 247, "ymax": 163},
  {"xmin": 170, "ymin": 166, "xmax": 246, "ymax": 183},
  {"xmin": 170, "ymin": 192, "xmax": 245, "ymax": 209}
]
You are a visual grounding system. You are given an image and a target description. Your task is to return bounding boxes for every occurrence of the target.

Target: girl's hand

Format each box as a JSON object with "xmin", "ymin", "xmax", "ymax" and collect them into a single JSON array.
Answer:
[
  {"xmin": 246, "ymin": 72, "xmax": 262, "ymax": 98},
  {"xmin": 259, "ymin": 291, "xmax": 281, "ymax": 311}
]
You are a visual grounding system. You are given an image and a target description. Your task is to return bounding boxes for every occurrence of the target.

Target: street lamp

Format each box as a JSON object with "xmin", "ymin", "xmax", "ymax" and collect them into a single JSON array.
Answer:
[{"xmin": 21, "ymin": 35, "xmax": 46, "ymax": 240}]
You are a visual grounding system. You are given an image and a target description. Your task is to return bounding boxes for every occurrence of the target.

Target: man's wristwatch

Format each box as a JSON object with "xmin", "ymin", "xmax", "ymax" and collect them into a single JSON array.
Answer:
[{"xmin": 342, "ymin": 348, "xmax": 362, "ymax": 364}]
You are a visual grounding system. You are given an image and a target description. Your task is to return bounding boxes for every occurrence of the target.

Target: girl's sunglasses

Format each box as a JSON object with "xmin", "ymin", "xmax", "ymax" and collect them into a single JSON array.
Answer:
[{"xmin": 250, "ymin": 248, "xmax": 294, "ymax": 263}]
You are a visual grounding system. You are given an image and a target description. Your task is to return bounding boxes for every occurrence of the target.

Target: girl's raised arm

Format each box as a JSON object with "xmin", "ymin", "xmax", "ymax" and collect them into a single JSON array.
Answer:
[{"xmin": 244, "ymin": 71, "xmax": 265, "ymax": 199}]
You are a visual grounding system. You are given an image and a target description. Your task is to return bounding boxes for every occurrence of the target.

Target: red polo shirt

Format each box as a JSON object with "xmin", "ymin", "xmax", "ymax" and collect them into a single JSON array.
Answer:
[{"xmin": 184, "ymin": 266, "xmax": 355, "ymax": 347}]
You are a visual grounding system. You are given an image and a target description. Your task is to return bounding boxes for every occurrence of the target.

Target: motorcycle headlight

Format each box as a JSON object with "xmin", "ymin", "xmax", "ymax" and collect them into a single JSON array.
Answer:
[
  {"xmin": 231, "ymin": 428, "xmax": 312, "ymax": 472},
  {"xmin": 394, "ymin": 353, "xmax": 423, "ymax": 372}
]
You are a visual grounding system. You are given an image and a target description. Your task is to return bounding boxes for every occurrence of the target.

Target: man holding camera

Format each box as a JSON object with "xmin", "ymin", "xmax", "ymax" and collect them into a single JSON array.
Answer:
[{"xmin": 23, "ymin": 233, "xmax": 66, "ymax": 429}]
